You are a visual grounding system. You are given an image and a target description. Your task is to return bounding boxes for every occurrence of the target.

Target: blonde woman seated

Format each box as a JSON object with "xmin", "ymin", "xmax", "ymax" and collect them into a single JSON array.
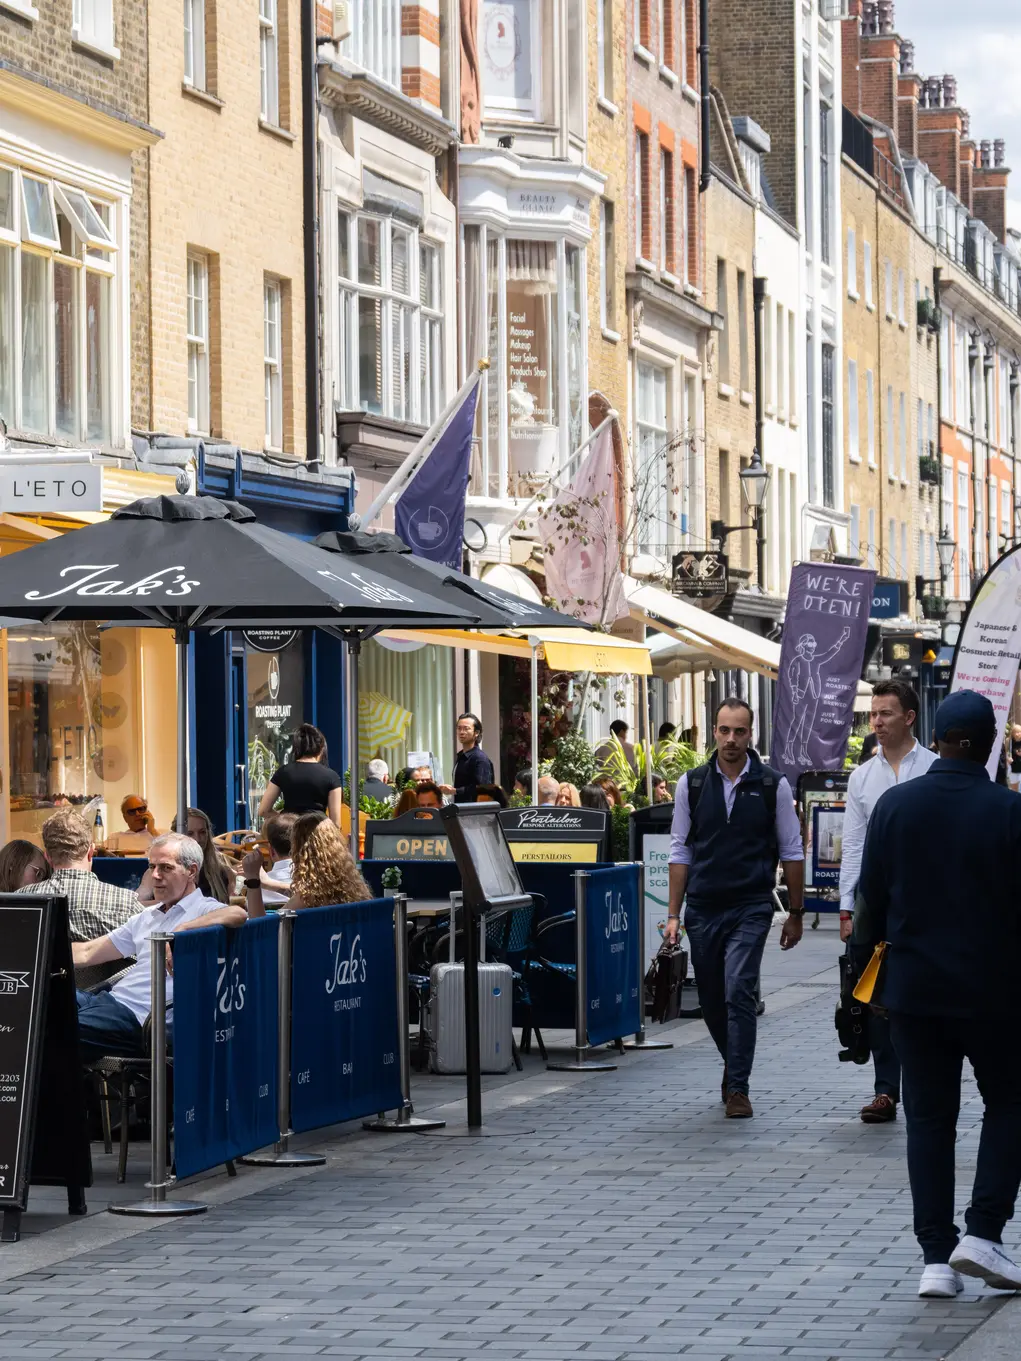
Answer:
[
  {"xmin": 243, "ymin": 811, "xmax": 371, "ymax": 917},
  {"xmin": 555, "ymin": 782, "xmax": 582, "ymax": 807}
]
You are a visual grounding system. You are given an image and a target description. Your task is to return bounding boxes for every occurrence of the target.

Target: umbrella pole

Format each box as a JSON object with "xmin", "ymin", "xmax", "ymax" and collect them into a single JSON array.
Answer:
[
  {"xmin": 347, "ymin": 636, "xmax": 361, "ymax": 861},
  {"xmin": 176, "ymin": 629, "xmax": 190, "ymax": 837},
  {"xmin": 530, "ymin": 640, "xmax": 539, "ymax": 805}
]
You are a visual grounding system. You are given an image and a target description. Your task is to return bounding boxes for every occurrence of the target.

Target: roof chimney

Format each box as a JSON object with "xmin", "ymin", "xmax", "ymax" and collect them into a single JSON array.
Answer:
[
  {"xmin": 960, "ymin": 109, "xmax": 970, "ymax": 138},
  {"xmin": 942, "ymin": 74, "xmax": 957, "ymax": 107},
  {"xmin": 995, "ymin": 138, "xmax": 1006, "ymax": 168},
  {"xmin": 877, "ymin": 0, "xmax": 894, "ymax": 34},
  {"xmin": 926, "ymin": 76, "xmax": 942, "ymax": 108},
  {"xmin": 861, "ymin": 0, "xmax": 878, "ymax": 34},
  {"xmin": 899, "ymin": 38, "xmax": 914, "ymax": 72},
  {"xmin": 980, "ymin": 139, "xmax": 992, "ymax": 168}
]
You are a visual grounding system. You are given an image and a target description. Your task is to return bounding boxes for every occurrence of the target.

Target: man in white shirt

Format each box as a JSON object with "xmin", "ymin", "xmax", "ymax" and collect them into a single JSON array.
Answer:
[
  {"xmin": 72, "ymin": 832, "xmax": 247, "ymax": 1061},
  {"xmin": 260, "ymin": 812, "xmax": 296, "ymax": 906},
  {"xmin": 839, "ymin": 679, "xmax": 937, "ymax": 1123}
]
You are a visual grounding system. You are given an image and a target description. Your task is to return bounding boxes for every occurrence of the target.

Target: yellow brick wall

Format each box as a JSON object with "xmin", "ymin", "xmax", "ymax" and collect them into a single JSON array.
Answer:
[{"xmin": 147, "ymin": 0, "xmax": 306, "ymax": 456}]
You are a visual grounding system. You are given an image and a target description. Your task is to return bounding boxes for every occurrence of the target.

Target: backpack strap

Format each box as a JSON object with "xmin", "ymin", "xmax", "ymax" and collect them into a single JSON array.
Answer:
[{"xmin": 684, "ymin": 762, "xmax": 712, "ymax": 845}]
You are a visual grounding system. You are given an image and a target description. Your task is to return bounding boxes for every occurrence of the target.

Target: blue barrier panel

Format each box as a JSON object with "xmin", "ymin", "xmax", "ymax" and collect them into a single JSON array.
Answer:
[
  {"xmin": 172, "ymin": 916, "xmax": 279, "ymax": 1179},
  {"xmin": 584, "ymin": 866, "xmax": 641, "ymax": 1048},
  {"xmin": 290, "ymin": 898, "xmax": 402, "ymax": 1134},
  {"xmin": 361, "ymin": 860, "xmax": 462, "ymax": 901},
  {"xmin": 92, "ymin": 856, "xmax": 149, "ymax": 892}
]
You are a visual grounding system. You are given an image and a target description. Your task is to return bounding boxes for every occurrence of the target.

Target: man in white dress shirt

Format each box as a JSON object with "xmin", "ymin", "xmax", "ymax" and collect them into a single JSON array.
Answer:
[
  {"xmin": 73, "ymin": 832, "xmax": 247, "ymax": 1061},
  {"xmin": 839, "ymin": 679, "xmax": 936, "ymax": 1123}
]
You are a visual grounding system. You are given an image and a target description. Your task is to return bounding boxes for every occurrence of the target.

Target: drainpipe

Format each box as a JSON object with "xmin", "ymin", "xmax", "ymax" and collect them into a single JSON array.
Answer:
[
  {"xmin": 753, "ymin": 275, "xmax": 767, "ymax": 587},
  {"xmin": 302, "ymin": 0, "xmax": 321, "ymax": 466},
  {"xmin": 934, "ymin": 266, "xmax": 947, "ymax": 590},
  {"xmin": 699, "ymin": 0, "xmax": 710, "ymax": 191},
  {"xmin": 969, "ymin": 335, "xmax": 979, "ymax": 588}
]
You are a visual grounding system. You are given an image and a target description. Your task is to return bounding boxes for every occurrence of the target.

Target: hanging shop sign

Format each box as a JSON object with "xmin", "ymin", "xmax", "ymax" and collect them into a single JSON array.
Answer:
[
  {"xmin": 0, "ymin": 464, "xmax": 103, "ymax": 514},
  {"xmin": 498, "ymin": 807, "xmax": 610, "ymax": 864},
  {"xmin": 671, "ymin": 550, "xmax": 728, "ymax": 599}
]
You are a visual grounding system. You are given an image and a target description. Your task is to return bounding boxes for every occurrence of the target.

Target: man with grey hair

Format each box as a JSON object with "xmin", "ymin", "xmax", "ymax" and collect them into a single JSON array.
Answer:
[
  {"xmin": 536, "ymin": 775, "xmax": 560, "ymax": 806},
  {"xmin": 362, "ymin": 758, "xmax": 392, "ymax": 803},
  {"xmin": 72, "ymin": 832, "xmax": 247, "ymax": 1060}
]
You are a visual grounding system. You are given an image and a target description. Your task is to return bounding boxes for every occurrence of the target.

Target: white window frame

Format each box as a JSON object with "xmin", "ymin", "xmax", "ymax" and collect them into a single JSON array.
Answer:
[
  {"xmin": 184, "ymin": 0, "xmax": 207, "ymax": 90},
  {"xmin": 846, "ymin": 226, "xmax": 857, "ymax": 298},
  {"xmin": 0, "ymin": 162, "xmax": 119, "ymax": 445},
  {"xmin": 897, "ymin": 268, "xmax": 906, "ymax": 326},
  {"xmin": 478, "ymin": 0, "xmax": 542, "ymax": 120},
  {"xmin": 596, "ymin": 0, "xmax": 613, "ymax": 103},
  {"xmin": 599, "ymin": 198, "xmax": 616, "ymax": 332},
  {"xmin": 847, "ymin": 358, "xmax": 859, "ymax": 461},
  {"xmin": 338, "ymin": 208, "xmax": 447, "ymax": 427},
  {"xmin": 259, "ymin": 0, "xmax": 280, "ymax": 126},
  {"xmin": 884, "ymin": 259, "xmax": 893, "ymax": 318},
  {"xmin": 72, "ymin": 0, "xmax": 119, "ymax": 60},
  {"xmin": 186, "ymin": 252, "xmax": 209, "ymax": 435},
  {"xmin": 863, "ymin": 240, "xmax": 873, "ymax": 308},
  {"xmin": 635, "ymin": 357, "xmax": 670, "ymax": 559},
  {"xmin": 344, "ymin": 0, "xmax": 402, "ymax": 91},
  {"xmin": 899, "ymin": 391, "xmax": 907, "ymax": 482},
  {"xmin": 263, "ymin": 277, "xmax": 283, "ymax": 451},
  {"xmin": 866, "ymin": 368, "xmax": 875, "ymax": 467}
]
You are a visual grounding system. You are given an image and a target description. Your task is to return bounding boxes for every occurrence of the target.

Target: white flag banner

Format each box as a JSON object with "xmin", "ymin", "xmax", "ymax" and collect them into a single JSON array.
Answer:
[
  {"xmin": 949, "ymin": 547, "xmax": 1021, "ymax": 777},
  {"xmin": 539, "ymin": 426, "xmax": 628, "ymax": 625}
]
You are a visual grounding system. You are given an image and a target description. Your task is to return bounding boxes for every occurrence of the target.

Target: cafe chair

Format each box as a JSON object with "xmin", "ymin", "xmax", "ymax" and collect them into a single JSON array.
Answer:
[
  {"xmin": 523, "ymin": 907, "xmax": 578, "ymax": 1041},
  {"xmin": 86, "ymin": 1015, "xmax": 158, "ymax": 1185},
  {"xmin": 486, "ymin": 899, "xmax": 544, "ymax": 1065}
]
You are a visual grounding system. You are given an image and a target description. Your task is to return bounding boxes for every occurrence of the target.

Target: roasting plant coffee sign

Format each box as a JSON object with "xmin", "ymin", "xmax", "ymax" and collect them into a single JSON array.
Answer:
[
  {"xmin": 949, "ymin": 546, "xmax": 1021, "ymax": 778},
  {"xmin": 771, "ymin": 563, "xmax": 876, "ymax": 784}
]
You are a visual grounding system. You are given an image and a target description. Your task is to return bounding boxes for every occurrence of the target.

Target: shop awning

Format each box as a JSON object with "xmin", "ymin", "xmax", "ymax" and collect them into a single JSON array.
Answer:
[
  {"xmin": 379, "ymin": 625, "xmax": 652, "ymax": 675},
  {"xmin": 625, "ymin": 578, "xmax": 781, "ymax": 677}
]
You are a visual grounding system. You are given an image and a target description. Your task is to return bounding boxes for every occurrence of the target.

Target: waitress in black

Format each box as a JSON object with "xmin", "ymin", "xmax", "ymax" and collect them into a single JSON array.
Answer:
[
  {"xmin": 439, "ymin": 713, "xmax": 494, "ymax": 802},
  {"xmin": 258, "ymin": 723, "xmax": 344, "ymax": 826}
]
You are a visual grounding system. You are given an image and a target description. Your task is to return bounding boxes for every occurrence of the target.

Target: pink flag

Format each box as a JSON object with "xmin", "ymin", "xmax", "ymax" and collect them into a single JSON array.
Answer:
[{"xmin": 539, "ymin": 426, "xmax": 628, "ymax": 625}]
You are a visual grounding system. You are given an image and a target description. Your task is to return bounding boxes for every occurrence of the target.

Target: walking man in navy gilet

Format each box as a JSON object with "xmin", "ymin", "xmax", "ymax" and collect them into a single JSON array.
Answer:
[{"xmin": 663, "ymin": 698, "xmax": 805, "ymax": 1117}]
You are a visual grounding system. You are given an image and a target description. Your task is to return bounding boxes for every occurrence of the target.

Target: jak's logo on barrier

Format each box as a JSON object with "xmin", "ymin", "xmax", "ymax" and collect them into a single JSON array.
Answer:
[
  {"xmin": 290, "ymin": 899, "xmax": 401, "ymax": 1134},
  {"xmin": 584, "ymin": 866, "xmax": 641, "ymax": 1048}
]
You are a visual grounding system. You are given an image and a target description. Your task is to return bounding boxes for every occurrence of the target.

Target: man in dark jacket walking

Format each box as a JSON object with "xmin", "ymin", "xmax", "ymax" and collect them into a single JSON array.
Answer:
[
  {"xmin": 664, "ymin": 697, "xmax": 805, "ymax": 1118},
  {"xmin": 439, "ymin": 713, "xmax": 495, "ymax": 802},
  {"xmin": 858, "ymin": 689, "xmax": 1021, "ymax": 1300}
]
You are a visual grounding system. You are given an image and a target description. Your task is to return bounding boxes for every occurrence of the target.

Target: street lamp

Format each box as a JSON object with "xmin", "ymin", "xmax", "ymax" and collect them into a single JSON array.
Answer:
[
  {"xmin": 936, "ymin": 530, "xmax": 957, "ymax": 580},
  {"xmin": 710, "ymin": 452, "xmax": 771, "ymax": 588}
]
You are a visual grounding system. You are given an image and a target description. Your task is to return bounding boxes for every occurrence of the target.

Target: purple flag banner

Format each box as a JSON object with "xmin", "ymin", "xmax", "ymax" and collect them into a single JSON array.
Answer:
[
  {"xmin": 770, "ymin": 563, "xmax": 876, "ymax": 784},
  {"xmin": 395, "ymin": 381, "xmax": 480, "ymax": 568}
]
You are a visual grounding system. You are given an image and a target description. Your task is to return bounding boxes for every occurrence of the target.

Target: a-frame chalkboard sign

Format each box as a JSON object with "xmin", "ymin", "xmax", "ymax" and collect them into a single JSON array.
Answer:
[{"xmin": 0, "ymin": 894, "xmax": 92, "ymax": 1242}]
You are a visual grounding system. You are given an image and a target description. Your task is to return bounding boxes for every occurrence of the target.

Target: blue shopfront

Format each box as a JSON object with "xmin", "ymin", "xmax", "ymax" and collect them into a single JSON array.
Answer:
[{"xmin": 191, "ymin": 445, "xmax": 354, "ymax": 834}]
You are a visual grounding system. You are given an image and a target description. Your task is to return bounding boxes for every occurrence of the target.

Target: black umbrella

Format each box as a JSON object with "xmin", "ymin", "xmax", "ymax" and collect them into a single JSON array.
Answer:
[{"xmin": 0, "ymin": 497, "xmax": 488, "ymax": 835}]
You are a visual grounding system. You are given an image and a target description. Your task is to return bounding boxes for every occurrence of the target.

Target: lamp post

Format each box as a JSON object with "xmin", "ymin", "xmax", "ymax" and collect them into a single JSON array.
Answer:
[
  {"xmin": 739, "ymin": 450, "xmax": 771, "ymax": 587},
  {"xmin": 936, "ymin": 530, "xmax": 956, "ymax": 596}
]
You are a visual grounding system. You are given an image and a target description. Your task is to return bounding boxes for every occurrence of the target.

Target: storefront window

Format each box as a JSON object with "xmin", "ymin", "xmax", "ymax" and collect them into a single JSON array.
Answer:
[
  {"xmin": 480, "ymin": 0, "xmax": 541, "ymax": 120},
  {"xmin": 245, "ymin": 630, "xmax": 304, "ymax": 826},
  {"xmin": 8, "ymin": 623, "xmax": 143, "ymax": 843}
]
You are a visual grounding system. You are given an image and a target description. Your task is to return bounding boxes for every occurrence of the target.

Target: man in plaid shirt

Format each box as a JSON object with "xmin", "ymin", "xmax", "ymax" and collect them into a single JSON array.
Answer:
[{"xmin": 17, "ymin": 808, "xmax": 139, "ymax": 940}]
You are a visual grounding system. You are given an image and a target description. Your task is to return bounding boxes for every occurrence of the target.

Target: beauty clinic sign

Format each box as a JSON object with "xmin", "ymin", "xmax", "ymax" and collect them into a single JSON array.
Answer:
[
  {"xmin": 949, "ymin": 548, "xmax": 1021, "ymax": 777},
  {"xmin": 771, "ymin": 563, "xmax": 876, "ymax": 785}
]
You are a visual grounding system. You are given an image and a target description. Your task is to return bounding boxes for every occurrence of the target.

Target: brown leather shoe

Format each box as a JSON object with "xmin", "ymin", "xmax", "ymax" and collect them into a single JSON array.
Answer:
[
  {"xmin": 860, "ymin": 1094, "xmax": 897, "ymax": 1123},
  {"xmin": 725, "ymin": 1092, "xmax": 753, "ymax": 1118}
]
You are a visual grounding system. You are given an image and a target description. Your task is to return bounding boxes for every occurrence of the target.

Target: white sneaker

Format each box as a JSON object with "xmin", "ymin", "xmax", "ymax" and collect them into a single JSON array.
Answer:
[
  {"xmin": 950, "ymin": 1235, "xmax": 1021, "ymax": 1290},
  {"xmin": 918, "ymin": 1264, "xmax": 965, "ymax": 1298}
]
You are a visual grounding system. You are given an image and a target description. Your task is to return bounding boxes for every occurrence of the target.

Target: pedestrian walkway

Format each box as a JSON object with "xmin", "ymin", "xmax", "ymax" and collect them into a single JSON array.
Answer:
[{"xmin": 0, "ymin": 921, "xmax": 1014, "ymax": 1359}]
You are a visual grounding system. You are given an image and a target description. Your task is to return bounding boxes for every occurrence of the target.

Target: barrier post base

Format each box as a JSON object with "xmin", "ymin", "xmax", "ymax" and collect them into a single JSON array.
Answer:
[
  {"xmin": 547, "ymin": 1047, "xmax": 617, "ymax": 1072},
  {"xmin": 363, "ymin": 1105, "xmax": 446, "ymax": 1133},
  {"xmin": 623, "ymin": 1034, "xmax": 673, "ymax": 1051},
  {"xmin": 238, "ymin": 1137, "xmax": 325, "ymax": 1168},
  {"xmin": 109, "ymin": 1198, "xmax": 207, "ymax": 1217}
]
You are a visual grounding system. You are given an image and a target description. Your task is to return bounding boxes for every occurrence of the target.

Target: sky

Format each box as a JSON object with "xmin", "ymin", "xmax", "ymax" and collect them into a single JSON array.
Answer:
[{"xmin": 894, "ymin": 0, "xmax": 1021, "ymax": 232}]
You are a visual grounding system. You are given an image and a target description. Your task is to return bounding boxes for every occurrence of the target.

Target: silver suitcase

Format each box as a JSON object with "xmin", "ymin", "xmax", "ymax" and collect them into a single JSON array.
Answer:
[{"xmin": 428, "ymin": 913, "xmax": 514, "ymax": 1075}]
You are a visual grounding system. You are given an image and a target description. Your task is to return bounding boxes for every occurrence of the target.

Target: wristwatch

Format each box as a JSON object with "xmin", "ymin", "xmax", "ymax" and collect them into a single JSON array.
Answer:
[
  {"xmin": 244, "ymin": 878, "xmax": 261, "ymax": 890},
  {"xmin": 785, "ymin": 906, "xmax": 805, "ymax": 916}
]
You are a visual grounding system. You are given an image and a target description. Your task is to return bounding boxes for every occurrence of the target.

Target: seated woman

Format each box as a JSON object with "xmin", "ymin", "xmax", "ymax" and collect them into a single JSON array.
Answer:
[
  {"xmin": 0, "ymin": 839, "xmax": 49, "ymax": 892},
  {"xmin": 555, "ymin": 782, "xmax": 581, "ymax": 807},
  {"xmin": 580, "ymin": 783, "xmax": 611, "ymax": 812},
  {"xmin": 171, "ymin": 807, "xmax": 233, "ymax": 903},
  {"xmin": 243, "ymin": 811, "xmax": 371, "ymax": 916},
  {"xmin": 391, "ymin": 786, "xmax": 419, "ymax": 817}
]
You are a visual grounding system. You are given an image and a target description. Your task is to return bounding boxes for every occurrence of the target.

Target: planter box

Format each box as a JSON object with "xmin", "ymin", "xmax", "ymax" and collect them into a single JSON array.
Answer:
[{"xmin": 921, "ymin": 594, "xmax": 948, "ymax": 620}]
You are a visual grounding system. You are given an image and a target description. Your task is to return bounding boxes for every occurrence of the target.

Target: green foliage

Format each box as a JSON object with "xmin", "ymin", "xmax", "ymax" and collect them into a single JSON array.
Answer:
[
  {"xmin": 508, "ymin": 789, "xmax": 531, "ymax": 808},
  {"xmin": 381, "ymin": 866, "xmax": 403, "ymax": 890},
  {"xmin": 548, "ymin": 731, "xmax": 597, "ymax": 788},
  {"xmin": 652, "ymin": 738, "xmax": 701, "ymax": 783},
  {"xmin": 610, "ymin": 803, "xmax": 631, "ymax": 861},
  {"xmin": 359, "ymin": 795, "xmax": 394, "ymax": 819},
  {"xmin": 844, "ymin": 730, "xmax": 866, "ymax": 770},
  {"xmin": 595, "ymin": 735, "xmax": 699, "ymax": 800}
]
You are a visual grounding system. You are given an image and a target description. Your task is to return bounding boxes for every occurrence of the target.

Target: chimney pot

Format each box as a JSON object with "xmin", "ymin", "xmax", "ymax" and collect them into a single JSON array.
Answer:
[
  {"xmin": 942, "ymin": 74, "xmax": 958, "ymax": 107},
  {"xmin": 926, "ymin": 76, "xmax": 942, "ymax": 108},
  {"xmin": 995, "ymin": 138, "xmax": 1006, "ymax": 167},
  {"xmin": 900, "ymin": 38, "xmax": 914, "ymax": 72},
  {"xmin": 861, "ymin": 0, "xmax": 877, "ymax": 34},
  {"xmin": 877, "ymin": 0, "xmax": 894, "ymax": 34},
  {"xmin": 961, "ymin": 110, "xmax": 970, "ymax": 138},
  {"xmin": 981, "ymin": 139, "xmax": 992, "ymax": 168}
]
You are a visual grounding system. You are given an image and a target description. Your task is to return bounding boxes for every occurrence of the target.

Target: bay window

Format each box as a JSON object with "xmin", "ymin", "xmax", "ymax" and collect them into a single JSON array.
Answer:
[
  {"xmin": 465, "ymin": 224, "xmax": 588, "ymax": 499},
  {"xmin": 337, "ymin": 209, "xmax": 445, "ymax": 427},
  {"xmin": 0, "ymin": 164, "xmax": 117, "ymax": 443}
]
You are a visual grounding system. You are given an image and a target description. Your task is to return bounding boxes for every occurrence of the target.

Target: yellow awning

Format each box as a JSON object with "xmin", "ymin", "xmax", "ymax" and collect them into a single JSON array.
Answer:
[{"xmin": 379, "ymin": 626, "xmax": 652, "ymax": 676}]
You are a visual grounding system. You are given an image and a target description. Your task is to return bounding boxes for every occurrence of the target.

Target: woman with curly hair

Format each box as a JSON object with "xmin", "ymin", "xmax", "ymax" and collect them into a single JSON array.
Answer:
[{"xmin": 243, "ymin": 810, "xmax": 371, "ymax": 915}]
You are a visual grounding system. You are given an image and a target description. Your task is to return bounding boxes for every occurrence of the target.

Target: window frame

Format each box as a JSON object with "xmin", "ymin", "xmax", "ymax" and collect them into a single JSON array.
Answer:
[
  {"xmin": 263, "ymin": 276, "xmax": 283, "ymax": 451},
  {"xmin": 186, "ymin": 252, "xmax": 210, "ymax": 436},
  {"xmin": 847, "ymin": 357, "xmax": 859, "ymax": 462},
  {"xmin": 599, "ymin": 198, "xmax": 616, "ymax": 331},
  {"xmin": 72, "ymin": 0, "xmax": 119, "ymax": 59},
  {"xmin": 259, "ymin": 0, "xmax": 280, "ymax": 127},
  {"xmin": 863, "ymin": 240, "xmax": 873, "ymax": 307},
  {"xmin": 634, "ymin": 357, "xmax": 670, "ymax": 558},
  {"xmin": 183, "ymin": 0, "xmax": 207, "ymax": 90}
]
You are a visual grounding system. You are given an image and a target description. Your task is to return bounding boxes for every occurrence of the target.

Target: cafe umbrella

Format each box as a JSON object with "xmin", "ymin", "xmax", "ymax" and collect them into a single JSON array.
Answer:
[{"xmin": 0, "ymin": 495, "xmax": 491, "ymax": 834}]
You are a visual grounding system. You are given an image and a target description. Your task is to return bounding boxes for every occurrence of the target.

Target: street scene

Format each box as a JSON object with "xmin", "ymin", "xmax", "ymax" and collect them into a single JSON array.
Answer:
[{"xmin": 1, "ymin": 0, "xmax": 1021, "ymax": 1356}]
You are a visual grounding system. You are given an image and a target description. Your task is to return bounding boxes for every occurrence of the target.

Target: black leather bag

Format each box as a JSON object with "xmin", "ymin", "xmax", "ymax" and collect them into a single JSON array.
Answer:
[
  {"xmin": 647, "ymin": 941, "xmax": 688, "ymax": 1023},
  {"xmin": 835, "ymin": 945, "xmax": 871, "ymax": 1065}
]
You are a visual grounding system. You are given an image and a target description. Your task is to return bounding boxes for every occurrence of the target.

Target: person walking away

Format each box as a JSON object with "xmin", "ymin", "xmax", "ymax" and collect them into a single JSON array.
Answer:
[
  {"xmin": 858, "ymin": 690, "xmax": 1021, "ymax": 1299},
  {"xmin": 839, "ymin": 680, "xmax": 936, "ymax": 1123},
  {"xmin": 17, "ymin": 809, "xmax": 140, "ymax": 940},
  {"xmin": 258, "ymin": 723, "xmax": 344, "ymax": 826},
  {"xmin": 664, "ymin": 698, "xmax": 805, "ymax": 1118},
  {"xmin": 438, "ymin": 713, "xmax": 494, "ymax": 802},
  {"xmin": 363, "ymin": 759, "xmax": 393, "ymax": 803},
  {"xmin": 595, "ymin": 719, "xmax": 637, "ymax": 772}
]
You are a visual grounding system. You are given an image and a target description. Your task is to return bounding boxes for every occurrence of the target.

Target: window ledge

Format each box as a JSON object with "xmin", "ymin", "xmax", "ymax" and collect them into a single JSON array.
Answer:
[
  {"xmin": 71, "ymin": 28, "xmax": 120, "ymax": 61},
  {"xmin": 789, "ymin": 417, "xmax": 799, "ymax": 429},
  {"xmin": 848, "ymin": 452, "xmax": 862, "ymax": 465},
  {"xmin": 661, "ymin": 269, "xmax": 681, "ymax": 289},
  {"xmin": 182, "ymin": 82, "xmax": 225, "ymax": 109},
  {"xmin": 740, "ymin": 390, "xmax": 753, "ymax": 406},
  {"xmin": 820, "ymin": 262, "xmax": 835, "ymax": 281},
  {"xmin": 601, "ymin": 326, "xmax": 621, "ymax": 343},
  {"xmin": 682, "ymin": 82, "xmax": 699, "ymax": 104},
  {"xmin": 633, "ymin": 42, "xmax": 655, "ymax": 66},
  {"xmin": 898, "ymin": 319, "xmax": 908, "ymax": 330},
  {"xmin": 847, "ymin": 287, "xmax": 859, "ymax": 302},
  {"xmin": 865, "ymin": 299, "xmax": 876, "ymax": 312},
  {"xmin": 765, "ymin": 402, "xmax": 775, "ymax": 416},
  {"xmin": 885, "ymin": 310, "xmax": 895, "ymax": 321},
  {"xmin": 659, "ymin": 64, "xmax": 678, "ymax": 86},
  {"xmin": 0, "ymin": 0, "xmax": 38, "ymax": 20},
  {"xmin": 683, "ymin": 282, "xmax": 701, "ymax": 298},
  {"xmin": 597, "ymin": 95, "xmax": 619, "ymax": 117},
  {"xmin": 635, "ymin": 255, "xmax": 656, "ymax": 274},
  {"xmin": 259, "ymin": 119, "xmax": 296, "ymax": 143},
  {"xmin": 718, "ymin": 382, "xmax": 736, "ymax": 398}
]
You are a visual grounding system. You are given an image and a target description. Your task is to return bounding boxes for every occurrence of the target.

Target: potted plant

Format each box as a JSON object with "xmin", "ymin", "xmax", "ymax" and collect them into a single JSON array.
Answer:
[{"xmin": 921, "ymin": 593, "xmax": 948, "ymax": 621}]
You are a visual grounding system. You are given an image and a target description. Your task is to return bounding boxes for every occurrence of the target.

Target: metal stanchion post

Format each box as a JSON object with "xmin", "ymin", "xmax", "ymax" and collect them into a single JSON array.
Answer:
[
  {"xmin": 624, "ymin": 863, "xmax": 672, "ymax": 1051},
  {"xmin": 110, "ymin": 934, "xmax": 207, "ymax": 1216},
  {"xmin": 547, "ymin": 871, "xmax": 617, "ymax": 1072},
  {"xmin": 240, "ymin": 911, "xmax": 325, "ymax": 1166},
  {"xmin": 364, "ymin": 892, "xmax": 445, "ymax": 1132}
]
